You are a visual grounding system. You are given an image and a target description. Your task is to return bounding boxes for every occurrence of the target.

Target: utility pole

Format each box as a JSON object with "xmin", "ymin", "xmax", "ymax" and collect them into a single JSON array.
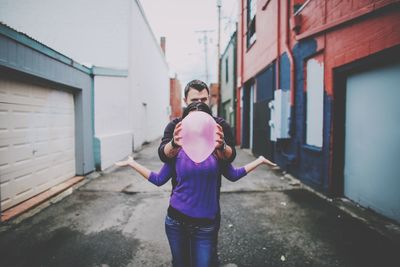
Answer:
[
  {"xmin": 195, "ymin": 30, "xmax": 214, "ymax": 84},
  {"xmin": 217, "ymin": 0, "xmax": 222, "ymax": 116}
]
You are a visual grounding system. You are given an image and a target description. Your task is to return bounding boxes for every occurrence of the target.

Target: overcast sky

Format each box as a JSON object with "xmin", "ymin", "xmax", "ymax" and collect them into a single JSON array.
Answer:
[{"xmin": 140, "ymin": 0, "xmax": 238, "ymax": 87}]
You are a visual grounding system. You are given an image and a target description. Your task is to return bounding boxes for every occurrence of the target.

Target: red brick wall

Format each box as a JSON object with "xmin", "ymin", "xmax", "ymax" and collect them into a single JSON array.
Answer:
[
  {"xmin": 297, "ymin": 0, "xmax": 400, "ymax": 95},
  {"xmin": 241, "ymin": 0, "xmax": 279, "ymax": 82},
  {"xmin": 169, "ymin": 78, "xmax": 182, "ymax": 120}
]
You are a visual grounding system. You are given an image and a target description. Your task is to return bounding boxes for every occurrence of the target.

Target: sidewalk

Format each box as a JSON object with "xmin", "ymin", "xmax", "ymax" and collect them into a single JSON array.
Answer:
[{"xmin": 0, "ymin": 139, "xmax": 399, "ymax": 267}]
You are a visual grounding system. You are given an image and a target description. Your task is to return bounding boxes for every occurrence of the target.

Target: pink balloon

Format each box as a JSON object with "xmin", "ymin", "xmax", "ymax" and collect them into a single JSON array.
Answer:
[{"xmin": 181, "ymin": 111, "xmax": 216, "ymax": 163}]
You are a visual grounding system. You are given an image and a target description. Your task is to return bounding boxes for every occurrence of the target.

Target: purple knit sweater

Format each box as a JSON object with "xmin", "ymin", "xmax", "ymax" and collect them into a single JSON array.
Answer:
[{"xmin": 148, "ymin": 150, "xmax": 247, "ymax": 219}]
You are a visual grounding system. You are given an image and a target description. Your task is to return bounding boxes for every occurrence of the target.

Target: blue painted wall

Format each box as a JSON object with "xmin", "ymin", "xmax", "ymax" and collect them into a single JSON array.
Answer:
[
  {"xmin": 256, "ymin": 64, "xmax": 275, "ymax": 102},
  {"xmin": 274, "ymin": 38, "xmax": 331, "ymax": 192}
]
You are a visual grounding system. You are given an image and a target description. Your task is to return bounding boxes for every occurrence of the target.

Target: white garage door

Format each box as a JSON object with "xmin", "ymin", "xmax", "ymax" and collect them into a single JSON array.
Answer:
[
  {"xmin": 344, "ymin": 62, "xmax": 400, "ymax": 223},
  {"xmin": 0, "ymin": 78, "xmax": 76, "ymax": 211}
]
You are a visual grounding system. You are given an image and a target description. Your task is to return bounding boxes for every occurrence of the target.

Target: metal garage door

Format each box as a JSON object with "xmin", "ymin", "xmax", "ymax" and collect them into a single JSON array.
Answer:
[
  {"xmin": 0, "ymin": 78, "xmax": 76, "ymax": 211},
  {"xmin": 344, "ymin": 62, "xmax": 400, "ymax": 222}
]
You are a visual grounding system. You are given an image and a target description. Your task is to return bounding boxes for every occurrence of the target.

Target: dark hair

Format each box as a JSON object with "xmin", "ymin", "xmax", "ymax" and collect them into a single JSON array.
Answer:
[
  {"xmin": 184, "ymin": 79, "xmax": 209, "ymax": 98},
  {"xmin": 182, "ymin": 102, "xmax": 212, "ymax": 119}
]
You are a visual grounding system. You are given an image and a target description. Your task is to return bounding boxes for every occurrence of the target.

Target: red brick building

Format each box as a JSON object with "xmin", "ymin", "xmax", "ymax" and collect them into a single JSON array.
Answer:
[
  {"xmin": 236, "ymin": 0, "xmax": 400, "ymax": 222},
  {"xmin": 169, "ymin": 77, "xmax": 183, "ymax": 120},
  {"xmin": 209, "ymin": 82, "xmax": 220, "ymax": 117}
]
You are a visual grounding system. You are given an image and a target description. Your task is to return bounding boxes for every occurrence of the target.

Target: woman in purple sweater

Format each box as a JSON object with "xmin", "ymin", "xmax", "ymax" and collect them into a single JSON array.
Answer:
[{"xmin": 116, "ymin": 102, "xmax": 276, "ymax": 267}]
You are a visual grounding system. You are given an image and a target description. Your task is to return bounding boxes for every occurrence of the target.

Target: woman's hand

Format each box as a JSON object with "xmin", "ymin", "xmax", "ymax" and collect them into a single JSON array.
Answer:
[
  {"xmin": 215, "ymin": 124, "xmax": 225, "ymax": 150},
  {"xmin": 115, "ymin": 156, "xmax": 135, "ymax": 167},
  {"xmin": 172, "ymin": 122, "xmax": 183, "ymax": 147},
  {"xmin": 258, "ymin": 156, "xmax": 277, "ymax": 167}
]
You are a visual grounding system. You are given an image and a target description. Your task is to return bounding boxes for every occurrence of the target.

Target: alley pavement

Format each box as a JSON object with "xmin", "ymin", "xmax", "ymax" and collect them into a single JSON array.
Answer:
[{"xmin": 0, "ymin": 140, "xmax": 399, "ymax": 267}]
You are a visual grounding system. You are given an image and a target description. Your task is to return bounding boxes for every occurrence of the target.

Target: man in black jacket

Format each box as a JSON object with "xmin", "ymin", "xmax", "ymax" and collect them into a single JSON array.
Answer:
[
  {"xmin": 158, "ymin": 79, "xmax": 236, "ymax": 266},
  {"xmin": 158, "ymin": 79, "xmax": 236, "ymax": 163}
]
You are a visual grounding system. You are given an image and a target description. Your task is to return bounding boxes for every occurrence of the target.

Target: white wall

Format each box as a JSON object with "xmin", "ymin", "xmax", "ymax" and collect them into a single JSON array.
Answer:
[
  {"xmin": 94, "ymin": 75, "xmax": 133, "ymax": 169},
  {"xmin": 129, "ymin": 0, "xmax": 170, "ymax": 150},
  {"xmin": 0, "ymin": 0, "xmax": 170, "ymax": 169}
]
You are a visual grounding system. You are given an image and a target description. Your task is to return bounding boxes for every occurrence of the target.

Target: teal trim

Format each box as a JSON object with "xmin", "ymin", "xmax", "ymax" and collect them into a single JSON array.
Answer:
[
  {"xmin": 0, "ymin": 23, "xmax": 91, "ymax": 75},
  {"xmin": 92, "ymin": 66, "xmax": 129, "ymax": 77},
  {"xmin": 93, "ymin": 137, "xmax": 102, "ymax": 171},
  {"xmin": 91, "ymin": 75, "xmax": 96, "ymax": 169}
]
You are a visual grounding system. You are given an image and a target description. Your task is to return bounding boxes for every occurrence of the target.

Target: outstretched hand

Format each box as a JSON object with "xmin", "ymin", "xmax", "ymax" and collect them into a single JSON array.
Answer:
[
  {"xmin": 115, "ymin": 156, "xmax": 135, "ymax": 167},
  {"xmin": 258, "ymin": 156, "xmax": 277, "ymax": 167}
]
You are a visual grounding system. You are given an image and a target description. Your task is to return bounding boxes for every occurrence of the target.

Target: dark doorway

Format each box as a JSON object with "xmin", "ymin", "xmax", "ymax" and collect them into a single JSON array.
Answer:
[{"xmin": 252, "ymin": 64, "xmax": 275, "ymax": 158}]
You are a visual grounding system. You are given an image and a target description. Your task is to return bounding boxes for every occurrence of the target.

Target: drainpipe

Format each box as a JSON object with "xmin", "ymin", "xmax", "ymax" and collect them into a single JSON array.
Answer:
[
  {"xmin": 285, "ymin": 0, "xmax": 295, "ymax": 105},
  {"xmin": 237, "ymin": 0, "xmax": 245, "ymax": 145},
  {"xmin": 276, "ymin": 0, "xmax": 281, "ymax": 90}
]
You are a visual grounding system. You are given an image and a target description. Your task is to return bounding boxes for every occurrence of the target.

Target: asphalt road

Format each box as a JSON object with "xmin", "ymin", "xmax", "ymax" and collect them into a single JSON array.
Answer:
[{"xmin": 0, "ymin": 140, "xmax": 399, "ymax": 267}]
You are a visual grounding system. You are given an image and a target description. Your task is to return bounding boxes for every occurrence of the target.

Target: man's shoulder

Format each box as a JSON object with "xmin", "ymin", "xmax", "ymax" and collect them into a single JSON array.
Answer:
[
  {"xmin": 213, "ymin": 116, "xmax": 229, "ymax": 126},
  {"xmin": 168, "ymin": 117, "xmax": 182, "ymax": 126}
]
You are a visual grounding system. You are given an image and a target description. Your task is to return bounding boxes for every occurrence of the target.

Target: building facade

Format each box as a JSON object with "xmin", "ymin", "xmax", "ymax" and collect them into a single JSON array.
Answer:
[
  {"xmin": 0, "ymin": 23, "xmax": 95, "ymax": 213},
  {"xmin": 220, "ymin": 31, "xmax": 237, "ymax": 138},
  {"xmin": 209, "ymin": 83, "xmax": 220, "ymax": 117},
  {"xmin": 0, "ymin": 0, "xmax": 170, "ymax": 170},
  {"xmin": 236, "ymin": 0, "xmax": 400, "ymax": 222}
]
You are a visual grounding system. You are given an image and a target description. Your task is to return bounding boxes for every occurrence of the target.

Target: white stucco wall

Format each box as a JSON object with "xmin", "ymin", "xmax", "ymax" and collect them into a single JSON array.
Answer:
[
  {"xmin": 0, "ymin": 0, "xmax": 170, "ymax": 170},
  {"xmin": 94, "ymin": 75, "xmax": 133, "ymax": 169},
  {"xmin": 129, "ymin": 0, "xmax": 170, "ymax": 150}
]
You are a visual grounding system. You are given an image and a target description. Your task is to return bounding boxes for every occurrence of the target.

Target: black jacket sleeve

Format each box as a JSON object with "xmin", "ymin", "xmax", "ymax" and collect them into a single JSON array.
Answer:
[
  {"xmin": 158, "ymin": 118, "xmax": 181, "ymax": 163},
  {"xmin": 158, "ymin": 117, "xmax": 236, "ymax": 163},
  {"xmin": 215, "ymin": 117, "xmax": 236, "ymax": 163}
]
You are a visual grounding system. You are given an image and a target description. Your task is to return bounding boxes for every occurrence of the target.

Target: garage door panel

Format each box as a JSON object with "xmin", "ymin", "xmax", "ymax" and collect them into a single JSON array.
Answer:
[
  {"xmin": 0, "ymin": 78, "xmax": 76, "ymax": 210},
  {"xmin": 0, "ymin": 80, "xmax": 55, "ymax": 107},
  {"xmin": 12, "ymin": 143, "xmax": 33, "ymax": 163},
  {"xmin": 14, "ymin": 174, "xmax": 33, "ymax": 192},
  {"xmin": 0, "ymin": 109, "xmax": 8, "ymax": 130},
  {"xmin": 344, "ymin": 62, "xmax": 400, "ymax": 223}
]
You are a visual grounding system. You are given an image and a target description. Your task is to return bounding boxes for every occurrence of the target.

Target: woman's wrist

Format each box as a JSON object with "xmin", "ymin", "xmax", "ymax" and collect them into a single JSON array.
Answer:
[
  {"xmin": 217, "ymin": 140, "xmax": 226, "ymax": 151},
  {"xmin": 170, "ymin": 138, "xmax": 180, "ymax": 148}
]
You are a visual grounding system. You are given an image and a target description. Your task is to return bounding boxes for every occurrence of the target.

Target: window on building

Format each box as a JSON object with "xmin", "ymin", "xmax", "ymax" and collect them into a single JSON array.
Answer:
[
  {"xmin": 225, "ymin": 58, "xmax": 229, "ymax": 83},
  {"xmin": 293, "ymin": 0, "xmax": 307, "ymax": 14},
  {"xmin": 305, "ymin": 56, "xmax": 324, "ymax": 148},
  {"xmin": 247, "ymin": 0, "xmax": 256, "ymax": 47}
]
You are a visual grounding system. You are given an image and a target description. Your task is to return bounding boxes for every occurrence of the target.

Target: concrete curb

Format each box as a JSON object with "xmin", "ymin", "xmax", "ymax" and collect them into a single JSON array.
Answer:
[{"xmin": 0, "ymin": 174, "xmax": 96, "ymax": 232}]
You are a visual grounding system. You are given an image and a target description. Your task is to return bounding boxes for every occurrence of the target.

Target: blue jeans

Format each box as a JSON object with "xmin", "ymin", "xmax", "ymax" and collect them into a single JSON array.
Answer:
[{"xmin": 165, "ymin": 215, "xmax": 219, "ymax": 267}]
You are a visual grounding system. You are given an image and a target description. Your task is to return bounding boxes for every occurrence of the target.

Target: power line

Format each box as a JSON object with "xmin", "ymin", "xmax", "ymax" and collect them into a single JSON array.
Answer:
[{"xmin": 195, "ymin": 30, "xmax": 214, "ymax": 84}]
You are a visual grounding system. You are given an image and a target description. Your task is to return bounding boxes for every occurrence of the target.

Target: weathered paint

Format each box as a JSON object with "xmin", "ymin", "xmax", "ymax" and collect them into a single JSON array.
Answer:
[
  {"xmin": 255, "ymin": 64, "xmax": 275, "ymax": 101},
  {"xmin": 305, "ymin": 57, "xmax": 324, "ymax": 148},
  {"xmin": 237, "ymin": 0, "xmax": 400, "ymax": 207},
  {"xmin": 275, "ymin": 38, "xmax": 331, "ymax": 191},
  {"xmin": 279, "ymin": 53, "xmax": 290, "ymax": 92}
]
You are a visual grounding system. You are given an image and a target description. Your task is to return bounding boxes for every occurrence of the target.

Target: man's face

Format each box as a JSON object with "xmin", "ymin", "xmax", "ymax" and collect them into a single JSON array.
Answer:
[{"xmin": 184, "ymin": 88, "xmax": 210, "ymax": 105}]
